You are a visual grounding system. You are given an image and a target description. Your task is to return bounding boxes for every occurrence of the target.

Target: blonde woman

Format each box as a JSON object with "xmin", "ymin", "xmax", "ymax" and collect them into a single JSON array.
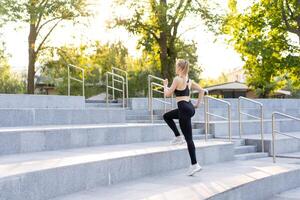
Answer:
[{"xmin": 163, "ymin": 59, "xmax": 205, "ymax": 176}]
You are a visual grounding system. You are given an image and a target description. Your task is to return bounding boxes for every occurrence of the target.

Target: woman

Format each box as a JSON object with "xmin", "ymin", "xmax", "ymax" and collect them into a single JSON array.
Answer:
[{"xmin": 163, "ymin": 59, "xmax": 205, "ymax": 176}]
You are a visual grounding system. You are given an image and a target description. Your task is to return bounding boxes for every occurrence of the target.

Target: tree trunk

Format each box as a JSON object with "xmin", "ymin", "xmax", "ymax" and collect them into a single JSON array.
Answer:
[
  {"xmin": 159, "ymin": 0, "xmax": 172, "ymax": 81},
  {"xmin": 159, "ymin": 34, "xmax": 169, "ymax": 79},
  {"xmin": 27, "ymin": 23, "xmax": 37, "ymax": 94}
]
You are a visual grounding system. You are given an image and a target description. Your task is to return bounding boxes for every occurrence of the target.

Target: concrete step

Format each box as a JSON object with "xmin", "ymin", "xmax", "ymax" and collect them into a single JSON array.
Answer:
[
  {"xmin": 270, "ymin": 186, "xmax": 300, "ymax": 200},
  {"xmin": 126, "ymin": 115, "xmax": 162, "ymax": 121},
  {"xmin": 85, "ymin": 99, "xmax": 118, "ymax": 103},
  {"xmin": 126, "ymin": 119, "xmax": 165, "ymax": 123},
  {"xmin": 0, "ymin": 94, "xmax": 85, "ymax": 109},
  {"xmin": 235, "ymin": 152, "xmax": 269, "ymax": 160},
  {"xmin": 233, "ymin": 138, "xmax": 246, "ymax": 147},
  {"xmin": 85, "ymin": 102, "xmax": 123, "ymax": 108},
  {"xmin": 125, "ymin": 109, "xmax": 150, "ymax": 116},
  {"xmin": 0, "ymin": 108, "xmax": 126, "ymax": 127},
  {"xmin": 50, "ymin": 157, "xmax": 300, "ymax": 200},
  {"xmin": 0, "ymin": 140, "xmax": 233, "ymax": 200},
  {"xmin": 0, "ymin": 123, "xmax": 175, "ymax": 156},
  {"xmin": 193, "ymin": 134, "xmax": 213, "ymax": 140},
  {"xmin": 241, "ymin": 133, "xmax": 300, "ymax": 155},
  {"xmin": 234, "ymin": 145, "xmax": 257, "ymax": 154},
  {"xmin": 211, "ymin": 119, "xmax": 300, "ymax": 137}
]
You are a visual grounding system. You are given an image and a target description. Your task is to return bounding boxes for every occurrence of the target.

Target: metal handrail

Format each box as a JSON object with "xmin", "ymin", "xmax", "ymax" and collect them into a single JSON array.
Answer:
[
  {"xmin": 148, "ymin": 75, "xmax": 174, "ymax": 123},
  {"xmin": 272, "ymin": 112, "xmax": 300, "ymax": 163},
  {"xmin": 205, "ymin": 96, "xmax": 231, "ymax": 141},
  {"xmin": 68, "ymin": 64, "xmax": 85, "ymax": 97},
  {"xmin": 106, "ymin": 72, "xmax": 125, "ymax": 108},
  {"xmin": 238, "ymin": 96, "xmax": 264, "ymax": 152},
  {"xmin": 111, "ymin": 67, "xmax": 128, "ymax": 106}
]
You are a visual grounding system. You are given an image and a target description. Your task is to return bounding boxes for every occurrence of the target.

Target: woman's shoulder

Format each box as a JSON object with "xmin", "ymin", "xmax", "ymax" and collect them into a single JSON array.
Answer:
[{"xmin": 173, "ymin": 76, "xmax": 182, "ymax": 82}]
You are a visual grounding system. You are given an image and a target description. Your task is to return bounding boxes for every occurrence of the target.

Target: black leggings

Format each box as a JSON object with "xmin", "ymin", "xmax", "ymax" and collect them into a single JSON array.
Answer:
[{"xmin": 163, "ymin": 100, "xmax": 197, "ymax": 165}]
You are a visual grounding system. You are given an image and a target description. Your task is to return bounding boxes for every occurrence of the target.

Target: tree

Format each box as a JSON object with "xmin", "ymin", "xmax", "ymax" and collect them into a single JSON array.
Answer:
[
  {"xmin": 278, "ymin": 0, "xmax": 300, "ymax": 43},
  {"xmin": 0, "ymin": 49, "xmax": 26, "ymax": 93},
  {"xmin": 1, "ymin": 0, "xmax": 89, "ymax": 94},
  {"xmin": 40, "ymin": 41, "xmax": 130, "ymax": 97},
  {"xmin": 113, "ymin": 0, "xmax": 212, "ymax": 81},
  {"xmin": 222, "ymin": 0, "xmax": 299, "ymax": 97}
]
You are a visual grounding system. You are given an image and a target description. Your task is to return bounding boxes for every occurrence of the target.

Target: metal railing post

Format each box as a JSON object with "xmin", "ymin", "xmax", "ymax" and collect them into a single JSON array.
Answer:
[
  {"xmin": 238, "ymin": 97, "xmax": 264, "ymax": 152},
  {"xmin": 204, "ymin": 96, "xmax": 208, "ymax": 140},
  {"xmin": 126, "ymin": 73, "xmax": 128, "ymax": 105},
  {"xmin": 148, "ymin": 76, "xmax": 151, "ymax": 111},
  {"xmin": 112, "ymin": 67, "xmax": 129, "ymax": 106},
  {"xmin": 238, "ymin": 99, "xmax": 242, "ymax": 138},
  {"xmin": 82, "ymin": 69, "xmax": 85, "ymax": 97},
  {"xmin": 112, "ymin": 74, "xmax": 115, "ymax": 100},
  {"xmin": 148, "ymin": 75, "xmax": 173, "ymax": 122},
  {"xmin": 122, "ymin": 78, "xmax": 125, "ymax": 108},
  {"xmin": 271, "ymin": 112, "xmax": 300, "ymax": 163},
  {"xmin": 150, "ymin": 84, "xmax": 154, "ymax": 123},
  {"xmin": 106, "ymin": 73, "xmax": 109, "ymax": 107},
  {"xmin": 68, "ymin": 65, "xmax": 70, "ymax": 96},
  {"xmin": 67, "ymin": 64, "xmax": 85, "ymax": 97},
  {"xmin": 261, "ymin": 105, "xmax": 264, "ymax": 152},
  {"xmin": 272, "ymin": 113, "xmax": 276, "ymax": 163},
  {"xmin": 205, "ymin": 96, "xmax": 231, "ymax": 141},
  {"xmin": 106, "ymin": 72, "xmax": 125, "ymax": 108},
  {"xmin": 228, "ymin": 104, "xmax": 232, "ymax": 142}
]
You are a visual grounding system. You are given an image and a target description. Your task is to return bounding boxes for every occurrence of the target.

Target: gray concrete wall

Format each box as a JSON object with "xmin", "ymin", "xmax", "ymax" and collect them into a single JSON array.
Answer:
[
  {"xmin": 0, "ymin": 124, "xmax": 173, "ymax": 155},
  {"xmin": 0, "ymin": 142, "xmax": 234, "ymax": 200},
  {"xmin": 0, "ymin": 108, "xmax": 126, "ymax": 127},
  {"xmin": 0, "ymin": 94, "xmax": 85, "ymax": 109}
]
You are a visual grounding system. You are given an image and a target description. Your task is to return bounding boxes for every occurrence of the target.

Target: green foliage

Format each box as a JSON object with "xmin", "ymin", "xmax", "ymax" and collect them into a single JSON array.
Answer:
[
  {"xmin": 40, "ymin": 41, "xmax": 156, "ymax": 97},
  {"xmin": 0, "ymin": 50, "xmax": 26, "ymax": 93},
  {"xmin": 200, "ymin": 72, "xmax": 229, "ymax": 88},
  {"xmin": 113, "ymin": 0, "xmax": 209, "ymax": 81},
  {"xmin": 0, "ymin": 0, "xmax": 90, "ymax": 93},
  {"xmin": 222, "ymin": 0, "xmax": 300, "ymax": 98}
]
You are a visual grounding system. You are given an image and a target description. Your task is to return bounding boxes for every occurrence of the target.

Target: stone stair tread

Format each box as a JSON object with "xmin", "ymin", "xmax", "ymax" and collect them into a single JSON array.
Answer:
[
  {"xmin": 0, "ymin": 123, "xmax": 166, "ymax": 132},
  {"xmin": 50, "ymin": 158, "xmax": 300, "ymax": 200},
  {"xmin": 0, "ymin": 140, "xmax": 230, "ymax": 179},
  {"xmin": 270, "ymin": 186, "xmax": 300, "ymax": 200},
  {"xmin": 235, "ymin": 152, "xmax": 269, "ymax": 160},
  {"xmin": 234, "ymin": 145, "xmax": 257, "ymax": 154}
]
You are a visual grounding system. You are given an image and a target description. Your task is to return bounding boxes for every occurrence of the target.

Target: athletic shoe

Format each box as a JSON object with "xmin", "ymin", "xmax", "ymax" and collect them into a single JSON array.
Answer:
[
  {"xmin": 187, "ymin": 163, "xmax": 202, "ymax": 176},
  {"xmin": 170, "ymin": 135, "xmax": 185, "ymax": 145}
]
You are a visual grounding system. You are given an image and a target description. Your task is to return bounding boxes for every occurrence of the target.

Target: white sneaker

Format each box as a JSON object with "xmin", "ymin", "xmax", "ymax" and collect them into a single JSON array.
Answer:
[
  {"xmin": 187, "ymin": 163, "xmax": 202, "ymax": 176},
  {"xmin": 170, "ymin": 136, "xmax": 185, "ymax": 145}
]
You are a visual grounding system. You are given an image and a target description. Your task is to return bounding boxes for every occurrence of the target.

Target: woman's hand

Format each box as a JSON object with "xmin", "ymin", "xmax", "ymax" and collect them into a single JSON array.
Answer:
[
  {"xmin": 163, "ymin": 79, "xmax": 168, "ymax": 87},
  {"xmin": 193, "ymin": 103, "xmax": 200, "ymax": 109}
]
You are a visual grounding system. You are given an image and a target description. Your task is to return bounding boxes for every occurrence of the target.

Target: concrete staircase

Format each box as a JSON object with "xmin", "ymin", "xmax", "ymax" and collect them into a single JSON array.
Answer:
[
  {"xmin": 3, "ymin": 95, "xmax": 300, "ymax": 200},
  {"xmin": 233, "ymin": 139, "xmax": 268, "ymax": 160},
  {"xmin": 51, "ymin": 157, "xmax": 300, "ymax": 200},
  {"xmin": 0, "ymin": 94, "xmax": 234, "ymax": 200}
]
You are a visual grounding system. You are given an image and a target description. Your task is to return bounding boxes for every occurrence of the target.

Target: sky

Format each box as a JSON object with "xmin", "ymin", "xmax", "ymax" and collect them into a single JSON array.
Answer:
[{"xmin": 1, "ymin": 0, "xmax": 253, "ymax": 79}]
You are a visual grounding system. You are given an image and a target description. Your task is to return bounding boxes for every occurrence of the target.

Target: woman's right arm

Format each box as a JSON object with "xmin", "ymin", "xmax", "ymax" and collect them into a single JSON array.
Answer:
[{"xmin": 191, "ymin": 80, "xmax": 205, "ymax": 108}]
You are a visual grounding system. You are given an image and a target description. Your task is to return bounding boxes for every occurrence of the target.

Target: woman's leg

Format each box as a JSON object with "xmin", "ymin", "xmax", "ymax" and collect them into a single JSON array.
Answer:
[
  {"xmin": 163, "ymin": 109, "xmax": 180, "ymax": 137},
  {"xmin": 179, "ymin": 116, "xmax": 197, "ymax": 165}
]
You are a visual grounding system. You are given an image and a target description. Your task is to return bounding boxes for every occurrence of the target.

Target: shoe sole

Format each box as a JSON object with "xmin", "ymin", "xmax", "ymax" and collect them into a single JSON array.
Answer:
[
  {"xmin": 170, "ymin": 142, "xmax": 185, "ymax": 145},
  {"xmin": 188, "ymin": 167, "xmax": 202, "ymax": 176}
]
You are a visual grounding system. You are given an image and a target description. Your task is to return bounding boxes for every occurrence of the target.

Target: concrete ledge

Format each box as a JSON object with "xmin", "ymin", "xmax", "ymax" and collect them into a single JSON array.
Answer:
[
  {"xmin": 0, "ymin": 94, "xmax": 85, "ymax": 109},
  {"xmin": 0, "ymin": 123, "xmax": 173, "ymax": 155},
  {"xmin": 49, "ymin": 158, "xmax": 300, "ymax": 200},
  {"xmin": 0, "ymin": 140, "xmax": 233, "ymax": 200},
  {"xmin": 0, "ymin": 108, "xmax": 126, "ymax": 127}
]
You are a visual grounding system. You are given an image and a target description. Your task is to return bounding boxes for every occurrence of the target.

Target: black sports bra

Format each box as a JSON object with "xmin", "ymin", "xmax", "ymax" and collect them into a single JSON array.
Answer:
[{"xmin": 174, "ymin": 79, "xmax": 190, "ymax": 97}]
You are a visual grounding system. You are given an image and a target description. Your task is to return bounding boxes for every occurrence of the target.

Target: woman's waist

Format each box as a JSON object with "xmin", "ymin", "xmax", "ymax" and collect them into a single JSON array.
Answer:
[
  {"xmin": 175, "ymin": 96, "xmax": 191, "ymax": 102},
  {"xmin": 176, "ymin": 98, "xmax": 192, "ymax": 105}
]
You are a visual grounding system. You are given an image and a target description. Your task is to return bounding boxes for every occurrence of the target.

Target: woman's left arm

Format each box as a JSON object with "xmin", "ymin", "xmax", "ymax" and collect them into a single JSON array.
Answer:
[
  {"xmin": 163, "ymin": 78, "xmax": 178, "ymax": 97},
  {"xmin": 191, "ymin": 80, "xmax": 205, "ymax": 108}
]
